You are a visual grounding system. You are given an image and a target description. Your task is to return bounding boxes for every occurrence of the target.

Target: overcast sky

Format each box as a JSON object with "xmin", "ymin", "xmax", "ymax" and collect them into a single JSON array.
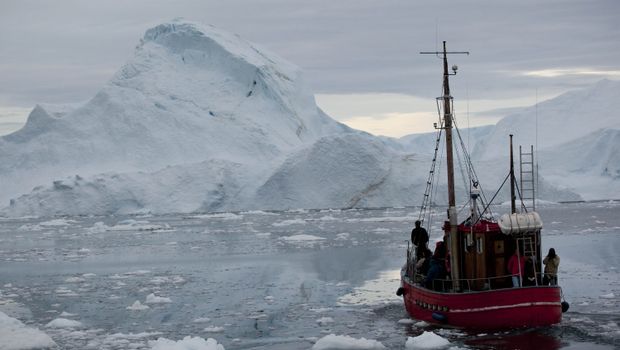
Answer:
[{"xmin": 1, "ymin": 0, "xmax": 618, "ymax": 137}]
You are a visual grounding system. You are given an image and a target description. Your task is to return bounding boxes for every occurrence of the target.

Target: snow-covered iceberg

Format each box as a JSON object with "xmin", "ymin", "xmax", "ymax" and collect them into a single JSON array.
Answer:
[
  {"xmin": 1, "ymin": 20, "xmax": 351, "ymax": 216},
  {"xmin": 1, "ymin": 19, "xmax": 601, "ymax": 217}
]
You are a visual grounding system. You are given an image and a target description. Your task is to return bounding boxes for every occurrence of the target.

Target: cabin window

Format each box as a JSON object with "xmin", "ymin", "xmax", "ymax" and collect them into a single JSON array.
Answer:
[{"xmin": 476, "ymin": 237, "xmax": 484, "ymax": 254}]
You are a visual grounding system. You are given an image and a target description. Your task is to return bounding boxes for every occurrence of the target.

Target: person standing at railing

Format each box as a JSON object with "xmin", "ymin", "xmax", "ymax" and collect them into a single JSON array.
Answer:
[
  {"xmin": 411, "ymin": 220, "xmax": 429, "ymax": 259},
  {"xmin": 543, "ymin": 248, "xmax": 560, "ymax": 285},
  {"xmin": 508, "ymin": 247, "xmax": 527, "ymax": 287}
]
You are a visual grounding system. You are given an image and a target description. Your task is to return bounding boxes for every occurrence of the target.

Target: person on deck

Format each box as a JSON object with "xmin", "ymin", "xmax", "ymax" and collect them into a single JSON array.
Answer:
[
  {"xmin": 523, "ymin": 257, "xmax": 537, "ymax": 286},
  {"xmin": 507, "ymin": 247, "xmax": 527, "ymax": 287},
  {"xmin": 423, "ymin": 241, "xmax": 446, "ymax": 290},
  {"xmin": 543, "ymin": 248, "xmax": 560, "ymax": 286},
  {"xmin": 411, "ymin": 220, "xmax": 429, "ymax": 258},
  {"xmin": 415, "ymin": 247, "xmax": 432, "ymax": 277}
]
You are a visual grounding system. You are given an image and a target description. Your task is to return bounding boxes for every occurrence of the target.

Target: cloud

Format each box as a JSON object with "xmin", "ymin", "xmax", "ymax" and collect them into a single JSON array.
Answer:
[
  {"xmin": 1, "ymin": 0, "xmax": 619, "ymax": 136},
  {"xmin": 522, "ymin": 68, "xmax": 620, "ymax": 78}
]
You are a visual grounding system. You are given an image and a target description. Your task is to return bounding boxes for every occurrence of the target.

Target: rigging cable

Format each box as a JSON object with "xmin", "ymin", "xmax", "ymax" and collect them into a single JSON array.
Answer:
[{"xmin": 453, "ymin": 118, "xmax": 494, "ymax": 219}]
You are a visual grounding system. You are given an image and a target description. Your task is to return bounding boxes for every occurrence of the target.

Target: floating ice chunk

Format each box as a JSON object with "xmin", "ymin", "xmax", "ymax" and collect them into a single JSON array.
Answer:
[
  {"xmin": 146, "ymin": 293, "xmax": 172, "ymax": 304},
  {"xmin": 316, "ymin": 317, "xmax": 335, "ymax": 326},
  {"xmin": 310, "ymin": 307, "xmax": 332, "ymax": 313},
  {"xmin": 18, "ymin": 223, "xmax": 44, "ymax": 231},
  {"xmin": 336, "ymin": 233, "xmax": 350, "ymax": 240},
  {"xmin": 65, "ymin": 276, "xmax": 86, "ymax": 283},
  {"xmin": 398, "ymin": 318, "xmax": 415, "ymax": 325},
  {"xmin": 280, "ymin": 234, "xmax": 325, "ymax": 241},
  {"xmin": 312, "ymin": 334, "xmax": 385, "ymax": 349},
  {"xmin": 204, "ymin": 326, "xmax": 225, "ymax": 332},
  {"xmin": 272, "ymin": 219, "xmax": 307, "ymax": 227},
  {"xmin": 40, "ymin": 219, "xmax": 77, "ymax": 226},
  {"xmin": 101, "ymin": 220, "xmax": 172, "ymax": 232},
  {"xmin": 125, "ymin": 270, "xmax": 151, "ymax": 276},
  {"xmin": 126, "ymin": 300, "xmax": 150, "ymax": 310},
  {"xmin": 87, "ymin": 222, "xmax": 108, "ymax": 234},
  {"xmin": 264, "ymin": 295, "xmax": 275, "ymax": 303},
  {"xmin": 192, "ymin": 317, "xmax": 211, "ymax": 323},
  {"xmin": 46, "ymin": 318, "xmax": 83, "ymax": 329},
  {"xmin": 59, "ymin": 311, "xmax": 77, "ymax": 317},
  {"xmin": 55, "ymin": 287, "xmax": 79, "ymax": 297},
  {"xmin": 414, "ymin": 321, "xmax": 429, "ymax": 328},
  {"xmin": 0, "ymin": 311, "xmax": 56, "ymax": 349},
  {"xmin": 405, "ymin": 331, "xmax": 450, "ymax": 349},
  {"xmin": 149, "ymin": 275, "xmax": 186, "ymax": 285},
  {"xmin": 600, "ymin": 293, "xmax": 615, "ymax": 299},
  {"xmin": 191, "ymin": 212, "xmax": 243, "ymax": 220},
  {"xmin": 149, "ymin": 336, "xmax": 225, "ymax": 350}
]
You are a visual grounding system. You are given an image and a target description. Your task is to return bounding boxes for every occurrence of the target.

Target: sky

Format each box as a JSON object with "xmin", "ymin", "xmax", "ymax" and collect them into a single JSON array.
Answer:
[{"xmin": 1, "ymin": 0, "xmax": 619, "ymax": 137}]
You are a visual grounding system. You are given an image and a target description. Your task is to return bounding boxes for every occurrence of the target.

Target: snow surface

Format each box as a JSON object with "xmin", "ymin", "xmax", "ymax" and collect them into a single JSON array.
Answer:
[
  {"xmin": 0, "ymin": 311, "xmax": 56, "ymax": 350},
  {"xmin": 1, "ymin": 18, "xmax": 617, "ymax": 217}
]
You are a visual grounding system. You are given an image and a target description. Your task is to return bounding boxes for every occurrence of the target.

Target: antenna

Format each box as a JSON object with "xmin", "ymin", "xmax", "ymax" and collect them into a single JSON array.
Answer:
[{"xmin": 535, "ymin": 88, "xmax": 539, "ymax": 194}]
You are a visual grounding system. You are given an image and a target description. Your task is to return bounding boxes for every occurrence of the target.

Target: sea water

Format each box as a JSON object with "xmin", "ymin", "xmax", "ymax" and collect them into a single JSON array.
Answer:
[{"xmin": 0, "ymin": 202, "xmax": 618, "ymax": 349}]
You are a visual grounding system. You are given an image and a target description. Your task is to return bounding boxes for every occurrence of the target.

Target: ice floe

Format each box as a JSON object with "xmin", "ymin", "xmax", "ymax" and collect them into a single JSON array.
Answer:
[
  {"xmin": 145, "ymin": 293, "xmax": 172, "ymax": 304},
  {"xmin": 126, "ymin": 300, "xmax": 150, "ymax": 311},
  {"xmin": 0, "ymin": 311, "xmax": 56, "ymax": 349},
  {"xmin": 312, "ymin": 334, "xmax": 385, "ymax": 349},
  {"xmin": 405, "ymin": 331, "xmax": 450, "ymax": 349},
  {"xmin": 149, "ymin": 336, "xmax": 225, "ymax": 350},
  {"xmin": 46, "ymin": 318, "xmax": 83, "ymax": 329}
]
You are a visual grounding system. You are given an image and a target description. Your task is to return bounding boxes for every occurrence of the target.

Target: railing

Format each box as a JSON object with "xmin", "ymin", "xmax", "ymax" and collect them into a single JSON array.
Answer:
[{"xmin": 404, "ymin": 245, "xmax": 552, "ymax": 292}]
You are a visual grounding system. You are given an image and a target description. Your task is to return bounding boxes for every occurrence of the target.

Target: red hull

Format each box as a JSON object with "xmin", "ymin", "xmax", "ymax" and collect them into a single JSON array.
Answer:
[{"xmin": 401, "ymin": 276, "xmax": 562, "ymax": 330}]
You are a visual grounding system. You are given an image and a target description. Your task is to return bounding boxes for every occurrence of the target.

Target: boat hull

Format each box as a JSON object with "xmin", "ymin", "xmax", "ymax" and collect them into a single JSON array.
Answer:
[{"xmin": 401, "ymin": 277, "xmax": 562, "ymax": 330}]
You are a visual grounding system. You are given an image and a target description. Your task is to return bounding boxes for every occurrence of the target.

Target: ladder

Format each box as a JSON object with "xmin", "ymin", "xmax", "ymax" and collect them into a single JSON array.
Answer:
[
  {"xmin": 519, "ymin": 145, "xmax": 536, "ymax": 211},
  {"xmin": 517, "ymin": 235, "xmax": 539, "ymax": 286}
]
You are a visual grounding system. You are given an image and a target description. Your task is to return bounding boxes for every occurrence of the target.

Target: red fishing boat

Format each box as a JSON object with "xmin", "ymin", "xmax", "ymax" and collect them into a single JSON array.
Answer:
[{"xmin": 397, "ymin": 42, "xmax": 569, "ymax": 330}]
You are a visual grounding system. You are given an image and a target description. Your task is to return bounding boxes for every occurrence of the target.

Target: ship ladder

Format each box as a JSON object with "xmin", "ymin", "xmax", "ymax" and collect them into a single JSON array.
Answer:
[
  {"xmin": 519, "ymin": 145, "xmax": 536, "ymax": 211},
  {"xmin": 518, "ymin": 235, "xmax": 539, "ymax": 286}
]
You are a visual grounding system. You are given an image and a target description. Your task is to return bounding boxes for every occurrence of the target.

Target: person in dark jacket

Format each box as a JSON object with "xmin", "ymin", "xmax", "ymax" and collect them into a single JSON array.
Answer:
[
  {"xmin": 523, "ymin": 257, "xmax": 536, "ymax": 286},
  {"xmin": 411, "ymin": 220, "xmax": 429, "ymax": 258},
  {"xmin": 423, "ymin": 242, "xmax": 446, "ymax": 290}
]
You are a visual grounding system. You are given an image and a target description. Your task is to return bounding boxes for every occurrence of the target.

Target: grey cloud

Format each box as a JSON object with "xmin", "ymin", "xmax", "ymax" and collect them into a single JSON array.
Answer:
[{"xmin": 0, "ymin": 0, "xmax": 618, "ymax": 109}]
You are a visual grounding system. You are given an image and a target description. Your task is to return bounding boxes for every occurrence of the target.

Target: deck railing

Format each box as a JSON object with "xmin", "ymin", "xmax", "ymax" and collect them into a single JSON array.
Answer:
[{"xmin": 405, "ymin": 245, "xmax": 552, "ymax": 292}]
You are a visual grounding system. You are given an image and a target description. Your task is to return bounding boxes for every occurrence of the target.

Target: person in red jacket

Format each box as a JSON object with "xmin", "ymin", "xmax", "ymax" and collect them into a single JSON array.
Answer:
[{"xmin": 507, "ymin": 247, "xmax": 527, "ymax": 287}]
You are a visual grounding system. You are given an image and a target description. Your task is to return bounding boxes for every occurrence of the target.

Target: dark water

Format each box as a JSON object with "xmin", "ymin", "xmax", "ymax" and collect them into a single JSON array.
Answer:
[{"xmin": 0, "ymin": 202, "xmax": 618, "ymax": 349}]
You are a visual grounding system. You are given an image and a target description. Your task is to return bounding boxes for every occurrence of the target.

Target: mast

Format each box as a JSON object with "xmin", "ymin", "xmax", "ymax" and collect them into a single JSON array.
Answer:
[
  {"xmin": 510, "ymin": 134, "xmax": 516, "ymax": 214},
  {"xmin": 421, "ymin": 41, "xmax": 469, "ymax": 291}
]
